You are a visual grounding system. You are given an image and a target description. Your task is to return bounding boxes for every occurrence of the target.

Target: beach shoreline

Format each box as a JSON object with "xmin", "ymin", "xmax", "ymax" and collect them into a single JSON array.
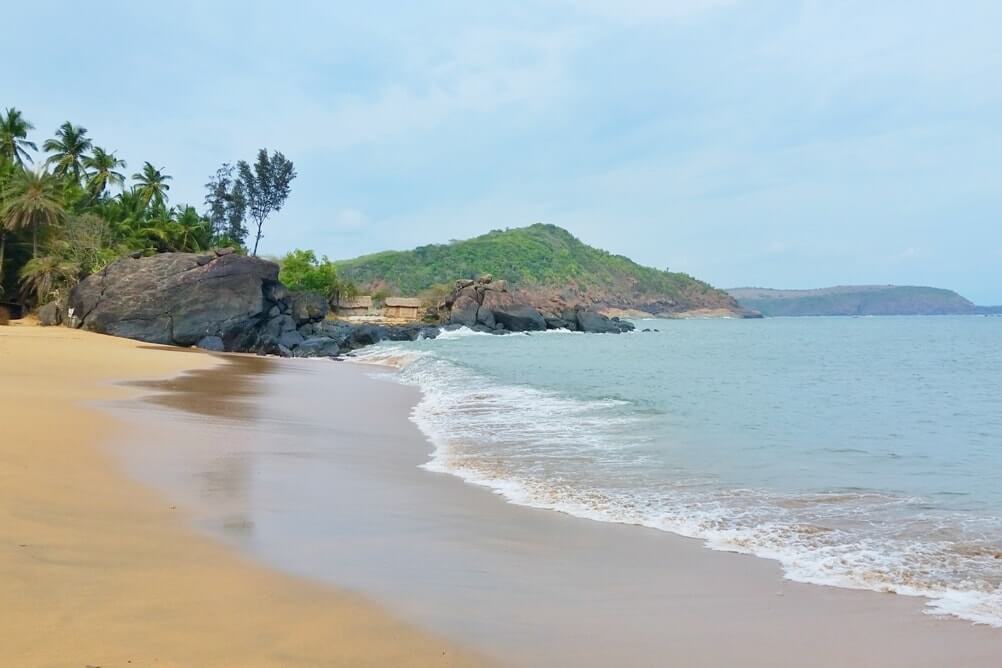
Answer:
[
  {"xmin": 0, "ymin": 324, "xmax": 480, "ymax": 667},
  {"xmin": 103, "ymin": 344, "xmax": 1002, "ymax": 667}
]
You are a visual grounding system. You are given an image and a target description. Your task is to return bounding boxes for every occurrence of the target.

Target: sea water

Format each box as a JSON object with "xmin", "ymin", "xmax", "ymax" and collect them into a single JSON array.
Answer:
[{"xmin": 355, "ymin": 316, "xmax": 1002, "ymax": 626}]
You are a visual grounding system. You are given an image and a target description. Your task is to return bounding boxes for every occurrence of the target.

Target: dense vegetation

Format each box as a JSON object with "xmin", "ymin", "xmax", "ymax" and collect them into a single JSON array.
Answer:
[
  {"xmin": 335, "ymin": 224, "xmax": 735, "ymax": 313},
  {"xmin": 727, "ymin": 285, "xmax": 978, "ymax": 316},
  {"xmin": 0, "ymin": 106, "xmax": 295, "ymax": 307},
  {"xmin": 278, "ymin": 249, "xmax": 355, "ymax": 303}
]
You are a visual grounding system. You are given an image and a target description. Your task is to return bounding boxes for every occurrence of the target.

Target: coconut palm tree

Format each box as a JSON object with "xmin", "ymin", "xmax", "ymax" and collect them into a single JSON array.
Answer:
[
  {"xmin": 19, "ymin": 253, "xmax": 80, "ymax": 304},
  {"xmin": 132, "ymin": 162, "xmax": 172, "ymax": 210},
  {"xmin": 43, "ymin": 121, "xmax": 93, "ymax": 182},
  {"xmin": 0, "ymin": 108, "xmax": 37, "ymax": 167},
  {"xmin": 0, "ymin": 158, "xmax": 16, "ymax": 283},
  {"xmin": 83, "ymin": 147, "xmax": 127, "ymax": 198},
  {"xmin": 1, "ymin": 169, "xmax": 67, "ymax": 257}
]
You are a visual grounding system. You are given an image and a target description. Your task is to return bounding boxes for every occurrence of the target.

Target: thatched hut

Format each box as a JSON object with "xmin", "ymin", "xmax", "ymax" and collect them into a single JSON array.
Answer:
[
  {"xmin": 384, "ymin": 297, "xmax": 422, "ymax": 321},
  {"xmin": 334, "ymin": 295, "xmax": 373, "ymax": 317}
]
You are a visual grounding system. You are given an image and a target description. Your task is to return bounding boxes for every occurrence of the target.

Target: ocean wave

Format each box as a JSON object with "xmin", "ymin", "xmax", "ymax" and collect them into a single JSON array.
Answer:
[{"xmin": 356, "ymin": 341, "xmax": 1002, "ymax": 628}]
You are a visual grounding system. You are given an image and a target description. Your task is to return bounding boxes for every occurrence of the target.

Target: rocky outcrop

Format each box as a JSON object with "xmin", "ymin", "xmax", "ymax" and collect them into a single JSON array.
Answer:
[
  {"xmin": 67, "ymin": 251, "xmax": 337, "ymax": 356},
  {"xmin": 439, "ymin": 275, "xmax": 634, "ymax": 334},
  {"xmin": 65, "ymin": 252, "xmax": 637, "ymax": 361},
  {"xmin": 68, "ymin": 251, "xmax": 283, "ymax": 347}
]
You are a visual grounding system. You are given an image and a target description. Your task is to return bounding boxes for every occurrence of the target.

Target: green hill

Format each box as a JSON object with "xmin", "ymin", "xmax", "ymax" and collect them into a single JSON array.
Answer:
[
  {"xmin": 334, "ymin": 224, "xmax": 742, "ymax": 316},
  {"xmin": 727, "ymin": 285, "xmax": 976, "ymax": 316}
]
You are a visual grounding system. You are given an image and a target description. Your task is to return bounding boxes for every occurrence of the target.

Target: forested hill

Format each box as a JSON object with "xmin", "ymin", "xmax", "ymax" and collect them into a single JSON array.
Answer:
[
  {"xmin": 727, "ymin": 285, "xmax": 977, "ymax": 316},
  {"xmin": 334, "ymin": 224, "xmax": 743, "ymax": 316}
]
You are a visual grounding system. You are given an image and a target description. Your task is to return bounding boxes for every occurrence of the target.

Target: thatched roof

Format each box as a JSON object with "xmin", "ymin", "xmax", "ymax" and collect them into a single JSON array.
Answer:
[
  {"xmin": 337, "ymin": 296, "xmax": 373, "ymax": 308},
  {"xmin": 384, "ymin": 297, "xmax": 422, "ymax": 308}
]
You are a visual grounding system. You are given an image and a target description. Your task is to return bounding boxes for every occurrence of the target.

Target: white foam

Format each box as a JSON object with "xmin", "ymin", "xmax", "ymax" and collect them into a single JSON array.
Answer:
[{"xmin": 356, "ymin": 340, "xmax": 1002, "ymax": 628}]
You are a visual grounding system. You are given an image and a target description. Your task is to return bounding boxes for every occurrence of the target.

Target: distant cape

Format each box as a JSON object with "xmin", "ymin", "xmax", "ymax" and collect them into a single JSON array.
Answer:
[{"xmin": 726, "ymin": 285, "xmax": 983, "ymax": 316}]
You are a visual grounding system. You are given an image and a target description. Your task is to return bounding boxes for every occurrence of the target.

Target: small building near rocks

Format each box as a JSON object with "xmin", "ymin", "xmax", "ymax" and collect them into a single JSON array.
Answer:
[
  {"xmin": 335, "ymin": 295, "xmax": 373, "ymax": 317},
  {"xmin": 384, "ymin": 297, "xmax": 422, "ymax": 321}
]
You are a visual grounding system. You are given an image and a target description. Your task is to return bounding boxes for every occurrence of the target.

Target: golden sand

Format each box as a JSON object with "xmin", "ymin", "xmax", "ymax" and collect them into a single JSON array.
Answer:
[{"xmin": 0, "ymin": 324, "xmax": 481, "ymax": 667}]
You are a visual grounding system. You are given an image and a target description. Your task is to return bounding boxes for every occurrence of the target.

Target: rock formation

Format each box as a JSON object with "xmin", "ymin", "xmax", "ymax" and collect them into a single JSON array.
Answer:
[
  {"xmin": 440, "ymin": 275, "xmax": 634, "ymax": 334},
  {"xmin": 64, "ymin": 252, "xmax": 635, "ymax": 360}
]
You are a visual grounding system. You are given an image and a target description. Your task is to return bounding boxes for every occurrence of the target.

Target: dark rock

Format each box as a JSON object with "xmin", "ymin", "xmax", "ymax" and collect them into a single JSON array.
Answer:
[
  {"xmin": 384, "ymin": 326, "xmax": 418, "ymax": 342},
  {"xmin": 449, "ymin": 287, "xmax": 480, "ymax": 327},
  {"xmin": 492, "ymin": 304, "xmax": 546, "ymax": 332},
  {"xmin": 299, "ymin": 320, "xmax": 354, "ymax": 344},
  {"xmin": 293, "ymin": 336, "xmax": 341, "ymax": 358},
  {"xmin": 478, "ymin": 289, "xmax": 514, "ymax": 330},
  {"xmin": 196, "ymin": 335, "xmax": 225, "ymax": 351},
  {"xmin": 289, "ymin": 291, "xmax": 328, "ymax": 324},
  {"xmin": 37, "ymin": 302, "xmax": 62, "ymax": 327},
  {"xmin": 278, "ymin": 330, "xmax": 305, "ymax": 349},
  {"xmin": 67, "ymin": 252, "xmax": 283, "ymax": 347},
  {"xmin": 576, "ymin": 309, "xmax": 633, "ymax": 333},
  {"xmin": 476, "ymin": 305, "xmax": 495, "ymax": 329},
  {"xmin": 350, "ymin": 325, "xmax": 389, "ymax": 347},
  {"xmin": 214, "ymin": 247, "xmax": 237, "ymax": 256},
  {"xmin": 261, "ymin": 314, "xmax": 297, "ymax": 340},
  {"xmin": 265, "ymin": 282, "xmax": 289, "ymax": 305},
  {"xmin": 544, "ymin": 317, "xmax": 574, "ymax": 330}
]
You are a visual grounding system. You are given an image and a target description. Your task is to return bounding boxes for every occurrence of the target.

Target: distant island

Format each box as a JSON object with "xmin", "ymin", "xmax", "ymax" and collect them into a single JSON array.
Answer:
[
  {"xmin": 728, "ymin": 285, "xmax": 1000, "ymax": 317},
  {"xmin": 336, "ymin": 223, "xmax": 752, "ymax": 318}
]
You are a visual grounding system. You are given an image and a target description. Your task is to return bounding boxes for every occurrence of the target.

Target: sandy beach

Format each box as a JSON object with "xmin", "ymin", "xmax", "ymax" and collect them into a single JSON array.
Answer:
[
  {"xmin": 104, "ymin": 346, "xmax": 1002, "ymax": 667},
  {"xmin": 0, "ymin": 324, "xmax": 480, "ymax": 667},
  {"xmin": 4, "ymin": 324, "xmax": 1002, "ymax": 667}
]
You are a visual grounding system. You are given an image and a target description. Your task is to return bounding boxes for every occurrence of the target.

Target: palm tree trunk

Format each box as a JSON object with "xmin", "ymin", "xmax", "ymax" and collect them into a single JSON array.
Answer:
[
  {"xmin": 0, "ymin": 232, "xmax": 6, "ymax": 288},
  {"xmin": 32, "ymin": 222, "xmax": 38, "ymax": 258}
]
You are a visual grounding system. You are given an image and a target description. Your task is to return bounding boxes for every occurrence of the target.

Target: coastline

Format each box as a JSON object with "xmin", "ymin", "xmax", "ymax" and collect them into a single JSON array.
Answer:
[
  {"xmin": 0, "ymin": 325, "xmax": 481, "ymax": 667},
  {"xmin": 105, "ymin": 347, "xmax": 1002, "ymax": 667}
]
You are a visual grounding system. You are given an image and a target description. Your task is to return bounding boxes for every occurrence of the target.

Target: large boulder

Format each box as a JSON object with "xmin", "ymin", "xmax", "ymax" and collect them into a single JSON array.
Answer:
[
  {"xmin": 293, "ymin": 336, "xmax": 342, "ymax": 358},
  {"xmin": 492, "ymin": 304, "xmax": 547, "ymax": 332},
  {"xmin": 575, "ymin": 309, "xmax": 635, "ymax": 333},
  {"xmin": 289, "ymin": 291, "xmax": 328, "ymax": 324},
  {"xmin": 67, "ymin": 251, "xmax": 285, "ymax": 348},
  {"xmin": 449, "ymin": 287, "xmax": 480, "ymax": 327},
  {"xmin": 478, "ymin": 289, "xmax": 515, "ymax": 330}
]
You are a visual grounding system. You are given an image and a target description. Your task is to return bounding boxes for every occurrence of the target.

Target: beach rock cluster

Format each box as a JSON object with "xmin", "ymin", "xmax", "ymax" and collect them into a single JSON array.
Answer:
[
  {"xmin": 441, "ymin": 275, "xmax": 634, "ymax": 334},
  {"xmin": 65, "ymin": 251, "xmax": 444, "ymax": 358},
  {"xmin": 64, "ymin": 252, "xmax": 634, "ymax": 359}
]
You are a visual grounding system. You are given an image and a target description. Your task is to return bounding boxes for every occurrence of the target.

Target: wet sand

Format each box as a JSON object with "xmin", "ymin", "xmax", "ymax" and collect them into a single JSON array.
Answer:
[
  {"xmin": 109, "ymin": 353, "xmax": 1002, "ymax": 667},
  {"xmin": 0, "ymin": 325, "xmax": 480, "ymax": 667}
]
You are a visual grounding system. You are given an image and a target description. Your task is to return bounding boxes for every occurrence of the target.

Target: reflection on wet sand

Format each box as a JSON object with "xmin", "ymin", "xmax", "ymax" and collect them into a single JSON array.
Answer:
[
  {"xmin": 128, "ymin": 351, "xmax": 273, "ymax": 420},
  {"xmin": 122, "ymin": 353, "xmax": 284, "ymax": 539}
]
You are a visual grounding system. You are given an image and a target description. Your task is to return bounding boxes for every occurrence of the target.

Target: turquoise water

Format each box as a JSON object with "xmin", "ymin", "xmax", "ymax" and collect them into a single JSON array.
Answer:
[{"xmin": 357, "ymin": 316, "xmax": 1002, "ymax": 625}]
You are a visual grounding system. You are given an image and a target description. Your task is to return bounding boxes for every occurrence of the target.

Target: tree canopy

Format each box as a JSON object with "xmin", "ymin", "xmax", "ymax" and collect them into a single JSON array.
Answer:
[
  {"xmin": 237, "ymin": 149, "xmax": 296, "ymax": 256},
  {"xmin": 0, "ymin": 105, "xmax": 273, "ymax": 306}
]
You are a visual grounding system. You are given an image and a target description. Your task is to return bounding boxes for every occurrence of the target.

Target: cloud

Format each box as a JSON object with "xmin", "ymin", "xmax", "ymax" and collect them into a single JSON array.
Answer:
[{"xmin": 333, "ymin": 208, "xmax": 368, "ymax": 230}]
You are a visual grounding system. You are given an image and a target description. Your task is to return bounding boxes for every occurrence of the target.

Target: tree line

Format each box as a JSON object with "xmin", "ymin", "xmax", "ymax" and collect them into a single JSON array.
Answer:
[{"xmin": 0, "ymin": 106, "xmax": 296, "ymax": 306}]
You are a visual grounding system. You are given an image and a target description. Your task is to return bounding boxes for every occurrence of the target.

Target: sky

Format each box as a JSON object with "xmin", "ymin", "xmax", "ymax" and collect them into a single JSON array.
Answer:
[{"xmin": 4, "ymin": 1, "xmax": 1001, "ymax": 302}]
